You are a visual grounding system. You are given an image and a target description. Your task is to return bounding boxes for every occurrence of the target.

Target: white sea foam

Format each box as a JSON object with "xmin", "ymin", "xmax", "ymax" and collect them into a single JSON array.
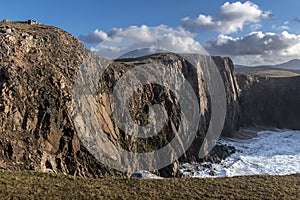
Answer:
[{"xmin": 180, "ymin": 130, "xmax": 300, "ymax": 178}]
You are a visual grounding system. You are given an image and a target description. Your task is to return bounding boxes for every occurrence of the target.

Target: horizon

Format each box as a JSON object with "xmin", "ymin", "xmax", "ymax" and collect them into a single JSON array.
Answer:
[{"xmin": 1, "ymin": 0, "xmax": 300, "ymax": 66}]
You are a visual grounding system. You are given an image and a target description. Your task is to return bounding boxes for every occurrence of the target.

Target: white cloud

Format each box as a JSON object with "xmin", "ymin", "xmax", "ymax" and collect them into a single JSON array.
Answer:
[
  {"xmin": 80, "ymin": 25, "xmax": 207, "ymax": 59},
  {"xmin": 78, "ymin": 29, "xmax": 109, "ymax": 44},
  {"xmin": 272, "ymin": 24, "xmax": 290, "ymax": 31},
  {"xmin": 181, "ymin": 1, "xmax": 271, "ymax": 34},
  {"xmin": 77, "ymin": 1, "xmax": 299, "ymax": 65},
  {"xmin": 249, "ymin": 23, "xmax": 262, "ymax": 31},
  {"xmin": 205, "ymin": 31, "xmax": 300, "ymax": 65}
]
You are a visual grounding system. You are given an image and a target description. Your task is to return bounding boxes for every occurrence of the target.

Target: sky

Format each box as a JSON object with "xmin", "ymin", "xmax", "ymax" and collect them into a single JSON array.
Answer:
[{"xmin": 1, "ymin": 0, "xmax": 300, "ymax": 65}]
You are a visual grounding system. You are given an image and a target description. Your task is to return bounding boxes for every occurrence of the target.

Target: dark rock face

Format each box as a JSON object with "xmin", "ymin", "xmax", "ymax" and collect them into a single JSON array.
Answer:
[
  {"xmin": 202, "ymin": 144, "xmax": 236, "ymax": 164},
  {"xmin": 236, "ymin": 73, "xmax": 300, "ymax": 130}
]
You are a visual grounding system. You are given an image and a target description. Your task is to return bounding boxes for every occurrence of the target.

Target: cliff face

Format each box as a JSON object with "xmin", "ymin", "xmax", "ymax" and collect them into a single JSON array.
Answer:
[
  {"xmin": 236, "ymin": 72, "xmax": 300, "ymax": 130},
  {"xmin": 0, "ymin": 21, "xmax": 121, "ymax": 177},
  {"xmin": 0, "ymin": 21, "xmax": 240, "ymax": 177},
  {"xmin": 74, "ymin": 54, "xmax": 240, "ymax": 175}
]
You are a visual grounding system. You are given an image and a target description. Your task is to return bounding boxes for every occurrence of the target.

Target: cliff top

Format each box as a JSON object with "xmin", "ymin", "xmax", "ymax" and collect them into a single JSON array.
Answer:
[{"xmin": 1, "ymin": 20, "xmax": 59, "ymax": 34}]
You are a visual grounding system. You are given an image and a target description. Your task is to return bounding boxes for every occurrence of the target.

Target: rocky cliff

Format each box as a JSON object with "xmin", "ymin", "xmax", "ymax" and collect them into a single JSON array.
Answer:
[
  {"xmin": 236, "ymin": 71, "xmax": 300, "ymax": 130},
  {"xmin": 0, "ymin": 21, "xmax": 240, "ymax": 177},
  {"xmin": 74, "ymin": 53, "xmax": 240, "ymax": 175},
  {"xmin": 0, "ymin": 21, "xmax": 122, "ymax": 177}
]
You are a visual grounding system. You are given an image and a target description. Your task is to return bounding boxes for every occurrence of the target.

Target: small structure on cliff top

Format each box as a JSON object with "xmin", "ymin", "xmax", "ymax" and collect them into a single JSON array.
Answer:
[{"xmin": 27, "ymin": 20, "xmax": 39, "ymax": 25}]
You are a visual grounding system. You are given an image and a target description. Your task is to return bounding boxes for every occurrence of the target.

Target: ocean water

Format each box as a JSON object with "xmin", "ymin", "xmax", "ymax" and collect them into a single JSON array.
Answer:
[{"xmin": 180, "ymin": 130, "xmax": 300, "ymax": 178}]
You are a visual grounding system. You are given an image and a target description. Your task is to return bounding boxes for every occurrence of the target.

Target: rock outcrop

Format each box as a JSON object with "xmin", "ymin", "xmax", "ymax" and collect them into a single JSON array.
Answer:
[
  {"xmin": 75, "ymin": 53, "xmax": 240, "ymax": 175},
  {"xmin": 0, "ymin": 21, "xmax": 122, "ymax": 177},
  {"xmin": 236, "ymin": 72, "xmax": 300, "ymax": 130}
]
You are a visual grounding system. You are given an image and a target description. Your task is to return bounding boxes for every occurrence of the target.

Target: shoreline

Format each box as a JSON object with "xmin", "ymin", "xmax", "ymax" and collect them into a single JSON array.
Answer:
[
  {"xmin": 224, "ymin": 126, "xmax": 282, "ymax": 141},
  {"xmin": 181, "ymin": 128, "xmax": 300, "ymax": 178}
]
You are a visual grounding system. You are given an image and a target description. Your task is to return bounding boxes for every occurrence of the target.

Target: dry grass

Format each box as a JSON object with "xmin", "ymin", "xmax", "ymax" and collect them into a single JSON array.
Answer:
[
  {"xmin": 251, "ymin": 70, "xmax": 300, "ymax": 77},
  {"xmin": 0, "ymin": 170, "xmax": 299, "ymax": 199}
]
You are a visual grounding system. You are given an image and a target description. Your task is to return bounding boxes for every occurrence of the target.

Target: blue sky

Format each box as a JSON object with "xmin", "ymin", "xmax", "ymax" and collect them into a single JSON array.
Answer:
[{"xmin": 2, "ymin": 0, "xmax": 300, "ymax": 65}]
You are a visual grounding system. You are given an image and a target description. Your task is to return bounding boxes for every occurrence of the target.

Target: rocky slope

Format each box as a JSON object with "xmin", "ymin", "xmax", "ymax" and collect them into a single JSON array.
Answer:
[{"xmin": 0, "ymin": 21, "xmax": 242, "ymax": 177}]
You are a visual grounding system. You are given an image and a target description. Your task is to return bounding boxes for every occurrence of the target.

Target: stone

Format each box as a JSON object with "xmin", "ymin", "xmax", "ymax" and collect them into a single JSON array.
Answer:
[
  {"xmin": 27, "ymin": 20, "xmax": 39, "ymax": 25},
  {"xmin": 209, "ymin": 170, "xmax": 217, "ymax": 176},
  {"xmin": 5, "ymin": 29, "xmax": 12, "ymax": 34}
]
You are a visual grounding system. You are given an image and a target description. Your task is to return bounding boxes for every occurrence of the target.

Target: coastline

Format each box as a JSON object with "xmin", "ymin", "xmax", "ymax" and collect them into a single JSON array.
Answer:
[{"xmin": 181, "ymin": 128, "xmax": 300, "ymax": 178}]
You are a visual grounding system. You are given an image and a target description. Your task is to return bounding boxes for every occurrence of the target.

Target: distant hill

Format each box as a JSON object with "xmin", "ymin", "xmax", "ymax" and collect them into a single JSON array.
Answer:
[
  {"xmin": 274, "ymin": 59, "xmax": 300, "ymax": 70},
  {"xmin": 234, "ymin": 59, "xmax": 300, "ymax": 75}
]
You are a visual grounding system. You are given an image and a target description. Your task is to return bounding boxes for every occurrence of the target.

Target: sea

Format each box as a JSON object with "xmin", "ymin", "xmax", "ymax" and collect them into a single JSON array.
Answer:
[{"xmin": 180, "ymin": 129, "xmax": 300, "ymax": 178}]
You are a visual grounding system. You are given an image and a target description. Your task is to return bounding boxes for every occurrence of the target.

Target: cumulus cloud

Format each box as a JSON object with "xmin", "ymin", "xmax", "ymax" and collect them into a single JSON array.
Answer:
[
  {"xmin": 181, "ymin": 1, "xmax": 271, "ymax": 34},
  {"xmin": 80, "ymin": 25, "xmax": 207, "ymax": 59},
  {"xmin": 78, "ymin": 28, "xmax": 124, "ymax": 44},
  {"xmin": 205, "ymin": 31, "xmax": 300, "ymax": 65}
]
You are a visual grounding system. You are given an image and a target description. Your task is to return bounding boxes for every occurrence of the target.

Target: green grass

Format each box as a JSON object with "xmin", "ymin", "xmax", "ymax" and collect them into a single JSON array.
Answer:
[{"xmin": 0, "ymin": 170, "xmax": 298, "ymax": 199}]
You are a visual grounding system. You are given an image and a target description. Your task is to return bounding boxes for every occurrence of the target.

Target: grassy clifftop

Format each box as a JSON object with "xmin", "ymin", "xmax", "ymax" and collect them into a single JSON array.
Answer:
[{"xmin": 0, "ymin": 170, "xmax": 299, "ymax": 199}]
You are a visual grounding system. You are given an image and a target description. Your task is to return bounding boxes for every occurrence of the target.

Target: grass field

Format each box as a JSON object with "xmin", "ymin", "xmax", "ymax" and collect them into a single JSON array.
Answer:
[{"xmin": 0, "ymin": 170, "xmax": 299, "ymax": 199}]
